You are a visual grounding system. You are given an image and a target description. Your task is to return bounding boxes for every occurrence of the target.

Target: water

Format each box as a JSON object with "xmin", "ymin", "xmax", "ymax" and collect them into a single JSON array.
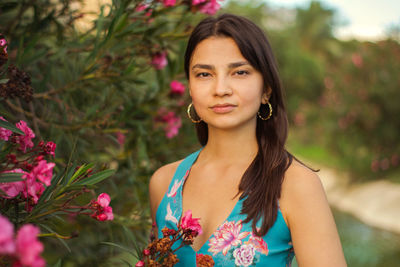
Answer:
[{"xmin": 292, "ymin": 209, "xmax": 400, "ymax": 267}]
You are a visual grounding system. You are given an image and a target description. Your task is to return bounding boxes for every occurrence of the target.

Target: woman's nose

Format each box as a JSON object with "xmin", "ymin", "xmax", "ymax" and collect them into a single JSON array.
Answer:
[{"xmin": 213, "ymin": 76, "xmax": 233, "ymax": 97}]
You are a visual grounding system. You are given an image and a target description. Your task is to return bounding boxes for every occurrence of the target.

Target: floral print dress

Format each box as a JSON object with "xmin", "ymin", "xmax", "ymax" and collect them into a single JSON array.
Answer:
[{"xmin": 156, "ymin": 150, "xmax": 295, "ymax": 267}]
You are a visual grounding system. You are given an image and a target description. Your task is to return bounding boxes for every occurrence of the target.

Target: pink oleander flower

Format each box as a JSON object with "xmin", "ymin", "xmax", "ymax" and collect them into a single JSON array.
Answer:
[
  {"xmin": 26, "ymin": 160, "xmax": 55, "ymax": 187},
  {"xmin": 151, "ymin": 51, "xmax": 168, "ymax": 70},
  {"xmin": 135, "ymin": 3, "xmax": 152, "ymax": 16},
  {"xmin": 155, "ymin": 109, "xmax": 182, "ymax": 139},
  {"xmin": 97, "ymin": 193, "xmax": 111, "ymax": 208},
  {"xmin": 15, "ymin": 224, "xmax": 45, "ymax": 267},
  {"xmin": 233, "ymin": 244, "xmax": 256, "ymax": 267},
  {"xmin": 91, "ymin": 193, "xmax": 114, "ymax": 221},
  {"xmin": 170, "ymin": 80, "xmax": 185, "ymax": 95},
  {"xmin": 246, "ymin": 234, "xmax": 269, "ymax": 255},
  {"xmin": 181, "ymin": 210, "xmax": 202, "ymax": 235},
  {"xmin": 192, "ymin": 0, "xmax": 207, "ymax": 5},
  {"xmin": 0, "ymin": 169, "xmax": 27, "ymax": 198},
  {"xmin": 163, "ymin": 0, "xmax": 176, "ymax": 7},
  {"xmin": 351, "ymin": 53, "xmax": 363, "ymax": 68},
  {"xmin": 14, "ymin": 120, "xmax": 35, "ymax": 152},
  {"xmin": 0, "ymin": 116, "xmax": 13, "ymax": 141},
  {"xmin": 199, "ymin": 0, "xmax": 221, "ymax": 15},
  {"xmin": 135, "ymin": 260, "xmax": 145, "ymax": 267},
  {"xmin": 208, "ymin": 220, "xmax": 250, "ymax": 256},
  {"xmin": 43, "ymin": 141, "xmax": 56, "ymax": 157},
  {"xmin": 23, "ymin": 178, "xmax": 45, "ymax": 204},
  {"xmin": 0, "ymin": 214, "xmax": 16, "ymax": 254}
]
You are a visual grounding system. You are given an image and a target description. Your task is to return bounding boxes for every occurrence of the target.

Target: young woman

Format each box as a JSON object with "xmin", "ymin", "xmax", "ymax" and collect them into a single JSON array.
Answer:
[{"xmin": 149, "ymin": 14, "xmax": 347, "ymax": 266}]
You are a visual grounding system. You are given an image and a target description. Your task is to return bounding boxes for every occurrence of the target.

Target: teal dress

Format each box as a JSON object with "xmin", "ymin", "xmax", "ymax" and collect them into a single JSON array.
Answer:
[{"xmin": 156, "ymin": 150, "xmax": 294, "ymax": 266}]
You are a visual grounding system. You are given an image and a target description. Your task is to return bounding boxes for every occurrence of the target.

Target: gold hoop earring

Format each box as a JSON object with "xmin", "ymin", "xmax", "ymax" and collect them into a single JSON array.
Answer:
[
  {"xmin": 187, "ymin": 103, "xmax": 202, "ymax": 123},
  {"xmin": 257, "ymin": 101, "xmax": 273, "ymax": 120}
]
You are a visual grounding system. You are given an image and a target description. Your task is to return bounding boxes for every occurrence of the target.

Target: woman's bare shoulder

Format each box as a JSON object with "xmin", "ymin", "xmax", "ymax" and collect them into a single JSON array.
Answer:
[
  {"xmin": 279, "ymin": 160, "xmax": 325, "ymax": 225},
  {"xmin": 149, "ymin": 160, "xmax": 183, "ymax": 220}
]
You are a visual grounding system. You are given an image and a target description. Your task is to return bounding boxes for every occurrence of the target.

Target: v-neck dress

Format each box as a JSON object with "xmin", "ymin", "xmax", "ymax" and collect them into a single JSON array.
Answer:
[{"xmin": 155, "ymin": 149, "xmax": 294, "ymax": 266}]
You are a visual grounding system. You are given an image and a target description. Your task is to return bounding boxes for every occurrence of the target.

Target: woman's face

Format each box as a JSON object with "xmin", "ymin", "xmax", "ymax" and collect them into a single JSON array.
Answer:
[{"xmin": 189, "ymin": 37, "xmax": 267, "ymax": 131}]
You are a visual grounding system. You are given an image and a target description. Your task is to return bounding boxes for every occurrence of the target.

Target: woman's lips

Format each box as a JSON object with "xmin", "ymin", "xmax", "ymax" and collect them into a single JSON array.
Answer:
[{"xmin": 210, "ymin": 104, "xmax": 236, "ymax": 114}]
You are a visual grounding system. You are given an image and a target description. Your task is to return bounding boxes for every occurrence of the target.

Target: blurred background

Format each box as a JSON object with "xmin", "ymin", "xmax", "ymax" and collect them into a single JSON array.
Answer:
[{"xmin": 0, "ymin": 0, "xmax": 399, "ymax": 266}]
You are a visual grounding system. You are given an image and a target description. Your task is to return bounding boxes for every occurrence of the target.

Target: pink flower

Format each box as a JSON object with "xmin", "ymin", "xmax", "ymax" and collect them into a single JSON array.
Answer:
[
  {"xmin": 0, "ymin": 38, "xmax": 7, "ymax": 54},
  {"xmin": 0, "ymin": 116, "xmax": 13, "ymax": 141},
  {"xmin": 151, "ymin": 52, "xmax": 168, "ymax": 70},
  {"xmin": 155, "ymin": 109, "xmax": 182, "ymax": 138},
  {"xmin": 115, "ymin": 131, "xmax": 126, "ymax": 147},
  {"xmin": 233, "ymin": 244, "xmax": 256, "ymax": 267},
  {"xmin": 97, "ymin": 206, "xmax": 114, "ymax": 221},
  {"xmin": 199, "ymin": 0, "xmax": 221, "ymax": 15},
  {"xmin": 246, "ymin": 234, "xmax": 269, "ymax": 255},
  {"xmin": 15, "ymin": 120, "xmax": 35, "ymax": 152},
  {"xmin": 0, "ymin": 214, "xmax": 16, "ymax": 254},
  {"xmin": 135, "ymin": 3, "xmax": 152, "ymax": 16},
  {"xmin": 97, "ymin": 193, "xmax": 111, "ymax": 208},
  {"xmin": 163, "ymin": 0, "xmax": 176, "ymax": 7},
  {"xmin": 170, "ymin": 80, "xmax": 185, "ymax": 95},
  {"xmin": 181, "ymin": 210, "xmax": 202, "ymax": 235},
  {"xmin": 15, "ymin": 224, "xmax": 45, "ymax": 267},
  {"xmin": 0, "ymin": 169, "xmax": 27, "ymax": 198},
  {"xmin": 351, "ymin": 53, "xmax": 363, "ymax": 68},
  {"xmin": 91, "ymin": 193, "xmax": 114, "ymax": 221},
  {"xmin": 192, "ymin": 0, "xmax": 207, "ymax": 5},
  {"xmin": 43, "ymin": 141, "xmax": 56, "ymax": 157},
  {"xmin": 208, "ymin": 220, "xmax": 250, "ymax": 256},
  {"xmin": 26, "ymin": 160, "xmax": 55, "ymax": 187},
  {"xmin": 135, "ymin": 260, "xmax": 145, "ymax": 267}
]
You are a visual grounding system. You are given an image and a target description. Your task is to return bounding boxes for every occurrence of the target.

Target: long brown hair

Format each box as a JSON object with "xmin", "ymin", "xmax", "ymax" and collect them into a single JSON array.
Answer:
[{"xmin": 184, "ymin": 14, "xmax": 294, "ymax": 236}]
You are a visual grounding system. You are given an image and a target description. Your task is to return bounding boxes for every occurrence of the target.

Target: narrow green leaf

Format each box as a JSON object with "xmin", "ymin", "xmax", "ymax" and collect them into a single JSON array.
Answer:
[
  {"xmin": 67, "ymin": 163, "xmax": 94, "ymax": 186},
  {"xmin": 101, "ymin": 242, "xmax": 136, "ymax": 256},
  {"xmin": 0, "ymin": 120, "xmax": 24, "ymax": 135},
  {"xmin": 75, "ymin": 169, "xmax": 115, "ymax": 185},
  {"xmin": 0, "ymin": 172, "xmax": 23, "ymax": 182}
]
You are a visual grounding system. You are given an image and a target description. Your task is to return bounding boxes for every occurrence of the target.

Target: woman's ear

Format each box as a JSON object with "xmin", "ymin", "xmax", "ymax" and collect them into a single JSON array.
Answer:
[{"xmin": 261, "ymin": 87, "xmax": 272, "ymax": 104}]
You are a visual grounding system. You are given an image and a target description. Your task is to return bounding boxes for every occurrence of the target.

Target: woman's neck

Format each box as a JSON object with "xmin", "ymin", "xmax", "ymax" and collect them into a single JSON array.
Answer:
[{"xmin": 200, "ymin": 125, "xmax": 259, "ymax": 164}]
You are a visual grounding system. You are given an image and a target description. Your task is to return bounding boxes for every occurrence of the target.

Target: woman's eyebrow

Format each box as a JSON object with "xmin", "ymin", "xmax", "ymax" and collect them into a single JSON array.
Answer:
[{"xmin": 191, "ymin": 61, "xmax": 250, "ymax": 71}]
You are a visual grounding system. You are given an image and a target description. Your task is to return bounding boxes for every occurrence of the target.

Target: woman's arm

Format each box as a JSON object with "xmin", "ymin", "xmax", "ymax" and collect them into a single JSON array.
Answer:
[{"xmin": 280, "ymin": 161, "xmax": 347, "ymax": 267}]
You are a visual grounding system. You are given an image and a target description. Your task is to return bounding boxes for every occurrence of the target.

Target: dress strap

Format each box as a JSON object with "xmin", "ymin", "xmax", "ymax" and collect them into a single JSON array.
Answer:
[{"xmin": 165, "ymin": 149, "xmax": 202, "ymax": 194}]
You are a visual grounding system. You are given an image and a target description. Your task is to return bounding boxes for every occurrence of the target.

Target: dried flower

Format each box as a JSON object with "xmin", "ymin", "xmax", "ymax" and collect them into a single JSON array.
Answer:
[
  {"xmin": 196, "ymin": 254, "xmax": 214, "ymax": 267},
  {"xmin": 0, "ymin": 65, "xmax": 34, "ymax": 102}
]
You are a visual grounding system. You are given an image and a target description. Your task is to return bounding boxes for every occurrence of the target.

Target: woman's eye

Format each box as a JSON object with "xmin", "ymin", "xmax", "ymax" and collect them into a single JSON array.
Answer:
[
  {"xmin": 235, "ymin": 70, "xmax": 249, "ymax": 76},
  {"xmin": 196, "ymin": 72, "xmax": 210, "ymax": 78}
]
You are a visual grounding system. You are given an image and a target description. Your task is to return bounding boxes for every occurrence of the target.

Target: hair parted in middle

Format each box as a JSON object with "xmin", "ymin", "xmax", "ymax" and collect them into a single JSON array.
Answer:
[{"xmin": 184, "ymin": 13, "xmax": 296, "ymax": 237}]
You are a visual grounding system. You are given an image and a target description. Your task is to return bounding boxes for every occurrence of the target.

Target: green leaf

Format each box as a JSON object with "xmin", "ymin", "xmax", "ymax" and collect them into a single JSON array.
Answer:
[
  {"xmin": 66, "ymin": 163, "xmax": 94, "ymax": 186},
  {"xmin": 0, "ymin": 172, "xmax": 24, "ymax": 182},
  {"xmin": 75, "ymin": 169, "xmax": 115, "ymax": 185},
  {"xmin": 101, "ymin": 242, "xmax": 136, "ymax": 256},
  {"xmin": 0, "ymin": 120, "xmax": 24, "ymax": 135}
]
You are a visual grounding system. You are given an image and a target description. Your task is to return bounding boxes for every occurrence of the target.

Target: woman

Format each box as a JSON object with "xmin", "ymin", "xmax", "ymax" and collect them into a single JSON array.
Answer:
[{"xmin": 149, "ymin": 14, "xmax": 346, "ymax": 266}]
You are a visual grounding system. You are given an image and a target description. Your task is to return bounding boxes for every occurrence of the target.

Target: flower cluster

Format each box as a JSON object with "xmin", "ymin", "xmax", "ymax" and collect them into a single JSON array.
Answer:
[
  {"xmin": 89, "ymin": 193, "xmax": 114, "ymax": 221},
  {"xmin": 154, "ymin": 108, "xmax": 182, "ymax": 139},
  {"xmin": 136, "ymin": 210, "xmax": 213, "ymax": 267},
  {"xmin": 0, "ymin": 215, "xmax": 45, "ymax": 267},
  {"xmin": 0, "ymin": 118, "xmax": 56, "ymax": 207}
]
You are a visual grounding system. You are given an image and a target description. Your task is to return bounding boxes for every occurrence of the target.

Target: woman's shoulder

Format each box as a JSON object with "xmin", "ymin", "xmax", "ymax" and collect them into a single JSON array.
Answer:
[
  {"xmin": 149, "ymin": 160, "xmax": 183, "ymax": 195},
  {"xmin": 279, "ymin": 159, "xmax": 327, "ymax": 227},
  {"xmin": 148, "ymin": 159, "xmax": 183, "ymax": 221}
]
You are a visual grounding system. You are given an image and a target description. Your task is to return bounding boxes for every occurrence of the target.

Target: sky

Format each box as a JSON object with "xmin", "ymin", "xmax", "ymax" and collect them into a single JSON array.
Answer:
[{"xmin": 266, "ymin": 0, "xmax": 400, "ymax": 40}]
